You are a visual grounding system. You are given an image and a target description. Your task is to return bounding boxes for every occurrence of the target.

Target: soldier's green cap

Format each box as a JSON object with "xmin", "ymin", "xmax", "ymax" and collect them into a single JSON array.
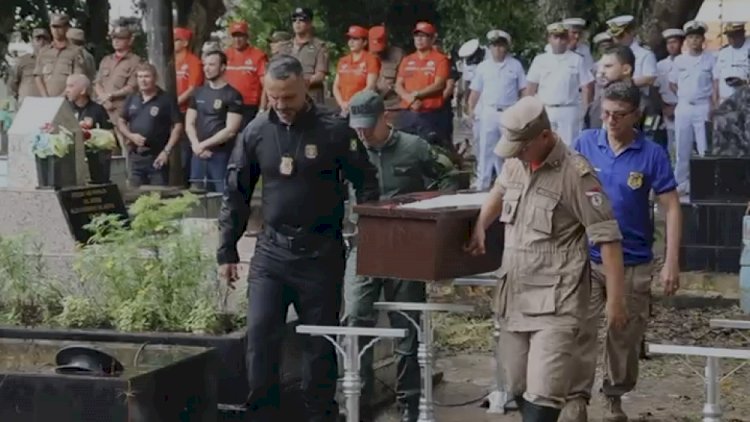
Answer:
[
  {"xmin": 32, "ymin": 28, "xmax": 50, "ymax": 39},
  {"xmin": 348, "ymin": 90, "xmax": 384, "ymax": 129},
  {"xmin": 269, "ymin": 31, "xmax": 292, "ymax": 43}
]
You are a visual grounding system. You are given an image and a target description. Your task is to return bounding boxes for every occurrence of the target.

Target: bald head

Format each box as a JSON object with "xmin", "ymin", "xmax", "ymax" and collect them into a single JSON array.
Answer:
[{"xmin": 65, "ymin": 74, "xmax": 91, "ymax": 102}]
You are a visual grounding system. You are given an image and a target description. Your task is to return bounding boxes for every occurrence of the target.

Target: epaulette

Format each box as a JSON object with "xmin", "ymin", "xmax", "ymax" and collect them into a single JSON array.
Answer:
[{"xmin": 571, "ymin": 154, "xmax": 593, "ymax": 176}]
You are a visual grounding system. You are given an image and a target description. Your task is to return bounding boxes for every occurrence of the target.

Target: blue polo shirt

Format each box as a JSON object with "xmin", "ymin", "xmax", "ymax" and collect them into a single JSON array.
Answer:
[{"xmin": 575, "ymin": 129, "xmax": 677, "ymax": 265}]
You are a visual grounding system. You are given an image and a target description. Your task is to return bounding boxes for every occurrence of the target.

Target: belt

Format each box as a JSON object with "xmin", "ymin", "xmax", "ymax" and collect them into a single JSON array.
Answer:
[
  {"xmin": 682, "ymin": 99, "xmax": 711, "ymax": 106},
  {"xmin": 263, "ymin": 225, "xmax": 340, "ymax": 253}
]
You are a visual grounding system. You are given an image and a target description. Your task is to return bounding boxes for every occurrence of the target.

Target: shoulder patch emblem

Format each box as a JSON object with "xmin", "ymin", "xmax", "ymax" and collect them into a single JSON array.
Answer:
[
  {"xmin": 572, "ymin": 155, "xmax": 593, "ymax": 176},
  {"xmin": 350, "ymin": 139, "xmax": 358, "ymax": 152}
]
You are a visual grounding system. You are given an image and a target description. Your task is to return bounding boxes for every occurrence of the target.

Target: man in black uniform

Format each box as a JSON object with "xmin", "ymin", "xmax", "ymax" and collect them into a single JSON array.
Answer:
[
  {"xmin": 117, "ymin": 63, "xmax": 182, "ymax": 187},
  {"xmin": 64, "ymin": 74, "xmax": 111, "ymax": 129},
  {"xmin": 217, "ymin": 54, "xmax": 380, "ymax": 422},
  {"xmin": 185, "ymin": 50, "xmax": 243, "ymax": 193}
]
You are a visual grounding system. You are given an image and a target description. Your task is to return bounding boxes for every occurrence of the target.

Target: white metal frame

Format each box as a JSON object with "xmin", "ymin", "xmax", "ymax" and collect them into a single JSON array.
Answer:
[{"xmin": 374, "ymin": 301, "xmax": 474, "ymax": 422}]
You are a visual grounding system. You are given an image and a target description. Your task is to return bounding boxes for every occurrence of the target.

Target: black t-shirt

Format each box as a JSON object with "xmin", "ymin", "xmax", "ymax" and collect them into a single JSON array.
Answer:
[
  {"xmin": 189, "ymin": 83, "xmax": 243, "ymax": 151},
  {"xmin": 120, "ymin": 89, "xmax": 181, "ymax": 152},
  {"xmin": 69, "ymin": 99, "xmax": 112, "ymax": 130}
]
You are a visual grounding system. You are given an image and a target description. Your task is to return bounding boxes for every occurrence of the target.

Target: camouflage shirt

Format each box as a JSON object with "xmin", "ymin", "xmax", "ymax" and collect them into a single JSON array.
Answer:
[{"xmin": 712, "ymin": 85, "xmax": 750, "ymax": 157}]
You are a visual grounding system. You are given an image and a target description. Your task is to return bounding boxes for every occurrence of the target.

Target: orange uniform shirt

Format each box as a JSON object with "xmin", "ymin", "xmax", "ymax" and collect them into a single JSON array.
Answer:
[
  {"xmin": 336, "ymin": 51, "xmax": 381, "ymax": 103},
  {"xmin": 175, "ymin": 51, "xmax": 204, "ymax": 112},
  {"xmin": 225, "ymin": 46, "xmax": 268, "ymax": 106},
  {"xmin": 396, "ymin": 49, "xmax": 450, "ymax": 111}
]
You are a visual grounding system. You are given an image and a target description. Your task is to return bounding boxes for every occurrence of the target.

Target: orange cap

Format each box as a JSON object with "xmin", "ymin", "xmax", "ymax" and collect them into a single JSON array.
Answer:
[
  {"xmin": 229, "ymin": 21, "xmax": 248, "ymax": 35},
  {"xmin": 173, "ymin": 27, "xmax": 192, "ymax": 41},
  {"xmin": 347, "ymin": 25, "xmax": 369, "ymax": 39},
  {"xmin": 413, "ymin": 21, "xmax": 436, "ymax": 36},
  {"xmin": 369, "ymin": 26, "xmax": 386, "ymax": 53}
]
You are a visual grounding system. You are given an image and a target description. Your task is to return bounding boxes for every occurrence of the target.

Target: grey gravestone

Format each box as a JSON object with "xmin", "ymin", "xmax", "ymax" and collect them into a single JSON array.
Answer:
[{"xmin": 6, "ymin": 97, "xmax": 86, "ymax": 189}]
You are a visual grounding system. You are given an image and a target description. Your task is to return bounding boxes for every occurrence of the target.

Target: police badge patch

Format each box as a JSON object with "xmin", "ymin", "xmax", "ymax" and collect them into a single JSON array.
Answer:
[
  {"xmin": 149, "ymin": 106, "xmax": 159, "ymax": 116},
  {"xmin": 304, "ymin": 144, "xmax": 318, "ymax": 159},
  {"xmin": 350, "ymin": 139, "xmax": 358, "ymax": 151},
  {"xmin": 627, "ymin": 171, "xmax": 643, "ymax": 190},
  {"xmin": 213, "ymin": 99, "xmax": 223, "ymax": 110}
]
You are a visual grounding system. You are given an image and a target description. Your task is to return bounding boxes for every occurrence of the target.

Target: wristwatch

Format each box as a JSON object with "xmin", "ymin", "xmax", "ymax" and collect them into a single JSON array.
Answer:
[{"xmin": 163, "ymin": 146, "xmax": 172, "ymax": 155}]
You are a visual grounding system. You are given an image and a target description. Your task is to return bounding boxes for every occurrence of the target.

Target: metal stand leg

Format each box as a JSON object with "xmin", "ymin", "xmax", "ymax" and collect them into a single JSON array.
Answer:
[
  {"xmin": 374, "ymin": 302, "xmax": 474, "ymax": 422},
  {"xmin": 703, "ymin": 357, "xmax": 721, "ymax": 422},
  {"xmin": 296, "ymin": 325, "xmax": 407, "ymax": 422}
]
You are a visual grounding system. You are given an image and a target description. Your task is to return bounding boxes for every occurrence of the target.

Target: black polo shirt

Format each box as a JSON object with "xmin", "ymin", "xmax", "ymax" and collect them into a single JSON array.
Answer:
[
  {"xmin": 69, "ymin": 99, "xmax": 112, "ymax": 130},
  {"xmin": 189, "ymin": 83, "xmax": 243, "ymax": 152},
  {"xmin": 120, "ymin": 89, "xmax": 181, "ymax": 151}
]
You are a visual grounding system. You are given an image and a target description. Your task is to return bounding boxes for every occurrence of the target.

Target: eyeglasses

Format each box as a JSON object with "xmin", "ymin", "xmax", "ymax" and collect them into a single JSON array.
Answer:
[{"xmin": 602, "ymin": 108, "xmax": 636, "ymax": 121}]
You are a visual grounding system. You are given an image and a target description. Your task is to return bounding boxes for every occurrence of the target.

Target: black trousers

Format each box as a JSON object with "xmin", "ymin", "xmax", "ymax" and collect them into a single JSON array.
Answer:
[{"xmin": 245, "ymin": 229, "xmax": 345, "ymax": 422}]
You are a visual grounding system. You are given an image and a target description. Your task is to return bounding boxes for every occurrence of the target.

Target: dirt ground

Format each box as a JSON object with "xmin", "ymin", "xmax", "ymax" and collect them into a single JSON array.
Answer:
[{"xmin": 372, "ymin": 288, "xmax": 750, "ymax": 422}]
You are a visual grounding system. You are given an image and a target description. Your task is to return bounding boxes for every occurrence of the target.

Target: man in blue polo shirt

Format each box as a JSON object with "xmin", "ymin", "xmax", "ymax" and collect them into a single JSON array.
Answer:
[{"xmin": 560, "ymin": 80, "xmax": 682, "ymax": 422}]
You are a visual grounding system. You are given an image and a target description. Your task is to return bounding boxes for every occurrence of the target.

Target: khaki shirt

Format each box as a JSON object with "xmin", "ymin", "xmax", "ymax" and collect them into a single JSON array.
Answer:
[
  {"xmin": 494, "ymin": 139, "xmax": 622, "ymax": 332},
  {"xmin": 33, "ymin": 42, "xmax": 86, "ymax": 97},
  {"xmin": 375, "ymin": 46, "xmax": 404, "ymax": 109},
  {"xmin": 291, "ymin": 37, "xmax": 329, "ymax": 104},
  {"xmin": 95, "ymin": 52, "xmax": 142, "ymax": 116},
  {"xmin": 10, "ymin": 54, "xmax": 40, "ymax": 103}
]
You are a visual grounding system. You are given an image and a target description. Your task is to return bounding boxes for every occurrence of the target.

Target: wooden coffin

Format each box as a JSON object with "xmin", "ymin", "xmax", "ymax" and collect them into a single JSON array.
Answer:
[{"xmin": 353, "ymin": 191, "xmax": 504, "ymax": 281}]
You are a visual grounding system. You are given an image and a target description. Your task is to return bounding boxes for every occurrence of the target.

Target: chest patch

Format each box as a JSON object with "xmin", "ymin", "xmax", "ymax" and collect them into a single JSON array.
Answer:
[{"xmin": 627, "ymin": 171, "xmax": 643, "ymax": 190}]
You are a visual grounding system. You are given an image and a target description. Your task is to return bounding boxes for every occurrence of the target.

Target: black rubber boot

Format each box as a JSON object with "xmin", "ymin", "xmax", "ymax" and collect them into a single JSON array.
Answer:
[
  {"xmin": 522, "ymin": 402, "xmax": 562, "ymax": 422},
  {"xmin": 397, "ymin": 396, "xmax": 419, "ymax": 422}
]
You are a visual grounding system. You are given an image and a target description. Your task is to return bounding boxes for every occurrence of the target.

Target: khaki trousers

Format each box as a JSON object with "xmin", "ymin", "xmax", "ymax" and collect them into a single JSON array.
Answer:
[
  {"xmin": 500, "ymin": 327, "xmax": 577, "ymax": 409},
  {"xmin": 567, "ymin": 262, "xmax": 653, "ymax": 400}
]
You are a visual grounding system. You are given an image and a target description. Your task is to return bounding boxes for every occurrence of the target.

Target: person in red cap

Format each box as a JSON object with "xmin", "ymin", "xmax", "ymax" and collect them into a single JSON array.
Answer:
[
  {"xmin": 332, "ymin": 25, "xmax": 380, "ymax": 116},
  {"xmin": 174, "ymin": 27, "xmax": 204, "ymax": 185},
  {"xmin": 224, "ymin": 20, "xmax": 268, "ymax": 127},
  {"xmin": 394, "ymin": 21, "xmax": 451, "ymax": 143},
  {"xmin": 369, "ymin": 25, "xmax": 404, "ymax": 115}
]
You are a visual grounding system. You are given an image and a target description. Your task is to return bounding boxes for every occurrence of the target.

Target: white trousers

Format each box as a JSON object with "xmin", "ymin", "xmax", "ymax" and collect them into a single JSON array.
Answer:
[
  {"xmin": 545, "ymin": 105, "xmax": 582, "ymax": 148},
  {"xmin": 475, "ymin": 108, "xmax": 504, "ymax": 191},
  {"xmin": 674, "ymin": 102, "xmax": 709, "ymax": 188}
]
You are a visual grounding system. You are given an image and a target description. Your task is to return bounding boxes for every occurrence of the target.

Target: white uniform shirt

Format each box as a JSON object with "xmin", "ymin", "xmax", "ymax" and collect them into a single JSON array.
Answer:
[
  {"xmin": 669, "ymin": 52, "xmax": 716, "ymax": 104},
  {"xmin": 469, "ymin": 56, "xmax": 526, "ymax": 110},
  {"xmin": 527, "ymin": 50, "xmax": 593, "ymax": 106},
  {"xmin": 629, "ymin": 40, "xmax": 658, "ymax": 95},
  {"xmin": 656, "ymin": 56, "xmax": 679, "ymax": 105},
  {"xmin": 544, "ymin": 42, "xmax": 595, "ymax": 76},
  {"xmin": 713, "ymin": 41, "xmax": 750, "ymax": 100}
]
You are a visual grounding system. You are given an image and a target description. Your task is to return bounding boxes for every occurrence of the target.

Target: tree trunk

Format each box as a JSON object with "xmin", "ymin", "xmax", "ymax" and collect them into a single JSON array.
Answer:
[
  {"xmin": 85, "ymin": 0, "xmax": 110, "ymax": 63},
  {"xmin": 639, "ymin": 0, "xmax": 705, "ymax": 58},
  {"xmin": 186, "ymin": 0, "xmax": 226, "ymax": 54}
]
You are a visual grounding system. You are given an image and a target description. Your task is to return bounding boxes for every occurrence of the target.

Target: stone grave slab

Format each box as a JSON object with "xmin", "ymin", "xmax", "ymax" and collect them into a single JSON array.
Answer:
[{"xmin": 6, "ymin": 97, "xmax": 86, "ymax": 189}]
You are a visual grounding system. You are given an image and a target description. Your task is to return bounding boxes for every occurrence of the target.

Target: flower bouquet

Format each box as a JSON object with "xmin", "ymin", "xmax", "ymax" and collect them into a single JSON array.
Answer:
[
  {"xmin": 32, "ymin": 122, "xmax": 77, "ymax": 189},
  {"xmin": 80, "ymin": 120, "xmax": 117, "ymax": 184}
]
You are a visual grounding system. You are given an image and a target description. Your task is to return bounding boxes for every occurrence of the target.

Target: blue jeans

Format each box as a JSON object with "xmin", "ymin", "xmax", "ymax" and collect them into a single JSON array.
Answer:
[{"xmin": 190, "ymin": 149, "xmax": 230, "ymax": 193}]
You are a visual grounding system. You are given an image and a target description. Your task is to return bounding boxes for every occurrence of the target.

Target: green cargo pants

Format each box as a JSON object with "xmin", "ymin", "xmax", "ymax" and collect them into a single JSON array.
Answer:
[{"xmin": 343, "ymin": 246, "xmax": 425, "ymax": 403}]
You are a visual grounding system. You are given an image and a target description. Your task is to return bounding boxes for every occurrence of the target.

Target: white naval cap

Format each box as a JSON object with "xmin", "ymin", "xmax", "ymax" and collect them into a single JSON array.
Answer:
[
  {"xmin": 661, "ymin": 28, "xmax": 685, "ymax": 39},
  {"xmin": 486, "ymin": 29, "xmax": 511, "ymax": 44},
  {"xmin": 606, "ymin": 15, "xmax": 635, "ymax": 36},
  {"xmin": 593, "ymin": 32, "xmax": 613, "ymax": 45},
  {"xmin": 458, "ymin": 38, "xmax": 480, "ymax": 58},
  {"xmin": 683, "ymin": 20, "xmax": 708, "ymax": 35},
  {"xmin": 562, "ymin": 17, "xmax": 586, "ymax": 28}
]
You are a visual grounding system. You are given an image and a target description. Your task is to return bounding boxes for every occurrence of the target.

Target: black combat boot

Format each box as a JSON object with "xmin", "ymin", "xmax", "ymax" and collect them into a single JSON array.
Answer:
[
  {"xmin": 522, "ymin": 402, "xmax": 562, "ymax": 422},
  {"xmin": 397, "ymin": 396, "xmax": 420, "ymax": 422}
]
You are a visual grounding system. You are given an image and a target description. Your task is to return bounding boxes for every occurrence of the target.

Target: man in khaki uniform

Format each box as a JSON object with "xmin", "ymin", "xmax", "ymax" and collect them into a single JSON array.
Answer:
[
  {"xmin": 466, "ymin": 96, "xmax": 627, "ymax": 421},
  {"xmin": 289, "ymin": 7, "xmax": 329, "ymax": 104},
  {"xmin": 269, "ymin": 31, "xmax": 293, "ymax": 57},
  {"xmin": 95, "ymin": 26, "xmax": 142, "ymax": 155},
  {"xmin": 369, "ymin": 25, "xmax": 404, "ymax": 111},
  {"xmin": 34, "ymin": 13, "xmax": 86, "ymax": 97},
  {"xmin": 66, "ymin": 28, "xmax": 96, "ymax": 82},
  {"xmin": 9, "ymin": 28, "xmax": 49, "ymax": 104}
]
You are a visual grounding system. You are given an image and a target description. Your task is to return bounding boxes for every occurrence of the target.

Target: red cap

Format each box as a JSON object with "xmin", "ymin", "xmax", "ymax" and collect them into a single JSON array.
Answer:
[
  {"xmin": 369, "ymin": 26, "xmax": 386, "ymax": 53},
  {"xmin": 347, "ymin": 25, "xmax": 369, "ymax": 39},
  {"xmin": 229, "ymin": 21, "xmax": 248, "ymax": 35},
  {"xmin": 413, "ymin": 22, "xmax": 436, "ymax": 36},
  {"xmin": 173, "ymin": 27, "xmax": 192, "ymax": 41}
]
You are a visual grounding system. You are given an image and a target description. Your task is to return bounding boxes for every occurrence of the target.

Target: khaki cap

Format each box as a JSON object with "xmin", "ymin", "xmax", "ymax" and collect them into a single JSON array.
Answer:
[
  {"xmin": 51, "ymin": 13, "xmax": 70, "ymax": 26},
  {"xmin": 66, "ymin": 28, "xmax": 85, "ymax": 42},
  {"xmin": 269, "ymin": 30, "xmax": 292, "ymax": 43},
  {"xmin": 494, "ymin": 96, "xmax": 551, "ymax": 158},
  {"xmin": 111, "ymin": 26, "xmax": 132, "ymax": 39}
]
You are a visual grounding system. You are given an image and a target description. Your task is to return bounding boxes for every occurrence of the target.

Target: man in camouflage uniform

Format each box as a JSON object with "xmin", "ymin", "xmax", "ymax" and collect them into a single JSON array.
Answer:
[
  {"xmin": 344, "ymin": 90, "xmax": 460, "ymax": 422},
  {"xmin": 9, "ymin": 28, "xmax": 49, "ymax": 104},
  {"xmin": 66, "ymin": 28, "xmax": 96, "ymax": 82},
  {"xmin": 712, "ymin": 68, "xmax": 750, "ymax": 156},
  {"xmin": 34, "ymin": 13, "xmax": 86, "ymax": 97}
]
